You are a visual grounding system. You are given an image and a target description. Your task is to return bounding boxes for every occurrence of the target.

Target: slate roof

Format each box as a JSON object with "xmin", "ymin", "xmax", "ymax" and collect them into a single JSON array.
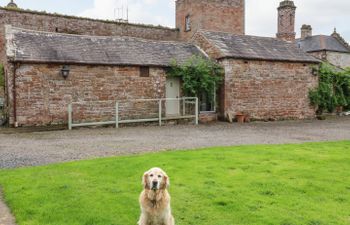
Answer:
[
  {"xmin": 199, "ymin": 30, "xmax": 319, "ymax": 63},
  {"xmin": 296, "ymin": 35, "xmax": 350, "ymax": 53},
  {"xmin": 6, "ymin": 26, "xmax": 203, "ymax": 66}
]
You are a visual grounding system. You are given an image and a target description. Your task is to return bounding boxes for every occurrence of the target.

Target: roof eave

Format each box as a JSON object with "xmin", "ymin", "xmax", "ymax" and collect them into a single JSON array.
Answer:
[
  {"xmin": 306, "ymin": 49, "xmax": 350, "ymax": 54},
  {"xmin": 216, "ymin": 56, "xmax": 320, "ymax": 64},
  {"xmin": 8, "ymin": 58, "xmax": 171, "ymax": 68}
]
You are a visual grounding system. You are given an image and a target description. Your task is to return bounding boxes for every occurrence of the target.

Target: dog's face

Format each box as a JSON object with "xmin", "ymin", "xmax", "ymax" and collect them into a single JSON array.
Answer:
[{"xmin": 142, "ymin": 168, "xmax": 169, "ymax": 191}]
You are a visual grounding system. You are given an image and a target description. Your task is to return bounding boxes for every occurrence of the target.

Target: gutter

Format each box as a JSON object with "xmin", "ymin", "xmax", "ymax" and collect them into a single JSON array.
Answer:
[
  {"xmin": 7, "ymin": 59, "xmax": 179, "ymax": 68},
  {"xmin": 216, "ymin": 56, "xmax": 320, "ymax": 64}
]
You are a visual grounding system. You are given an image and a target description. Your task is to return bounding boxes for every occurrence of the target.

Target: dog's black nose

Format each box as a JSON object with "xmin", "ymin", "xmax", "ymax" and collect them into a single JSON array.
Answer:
[{"xmin": 152, "ymin": 181, "xmax": 158, "ymax": 187}]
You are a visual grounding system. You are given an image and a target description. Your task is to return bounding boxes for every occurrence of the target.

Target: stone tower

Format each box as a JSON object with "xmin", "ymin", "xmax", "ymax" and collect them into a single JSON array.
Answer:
[
  {"xmin": 176, "ymin": 0, "xmax": 245, "ymax": 40},
  {"xmin": 276, "ymin": 0, "xmax": 296, "ymax": 42}
]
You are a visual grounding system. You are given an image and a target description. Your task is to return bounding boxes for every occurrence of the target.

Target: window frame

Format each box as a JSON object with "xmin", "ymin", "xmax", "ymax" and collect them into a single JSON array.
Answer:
[
  {"xmin": 140, "ymin": 66, "xmax": 150, "ymax": 77},
  {"xmin": 199, "ymin": 86, "xmax": 217, "ymax": 113},
  {"xmin": 185, "ymin": 15, "xmax": 191, "ymax": 32}
]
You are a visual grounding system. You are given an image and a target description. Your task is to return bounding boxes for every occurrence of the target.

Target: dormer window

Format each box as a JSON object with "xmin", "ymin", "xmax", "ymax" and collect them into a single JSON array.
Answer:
[{"xmin": 185, "ymin": 15, "xmax": 191, "ymax": 32}]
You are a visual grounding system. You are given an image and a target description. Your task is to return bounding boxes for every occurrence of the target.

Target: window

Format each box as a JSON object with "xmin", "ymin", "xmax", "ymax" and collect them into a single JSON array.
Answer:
[
  {"xmin": 290, "ymin": 14, "xmax": 294, "ymax": 25},
  {"xmin": 140, "ymin": 66, "xmax": 150, "ymax": 77},
  {"xmin": 199, "ymin": 88, "xmax": 216, "ymax": 112},
  {"xmin": 185, "ymin": 15, "xmax": 191, "ymax": 32}
]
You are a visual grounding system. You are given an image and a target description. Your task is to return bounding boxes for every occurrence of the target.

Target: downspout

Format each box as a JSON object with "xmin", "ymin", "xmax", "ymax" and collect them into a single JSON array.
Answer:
[{"xmin": 12, "ymin": 62, "xmax": 19, "ymax": 127}]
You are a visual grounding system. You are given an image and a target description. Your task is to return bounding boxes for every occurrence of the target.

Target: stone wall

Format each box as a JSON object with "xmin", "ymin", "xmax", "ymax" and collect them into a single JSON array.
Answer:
[
  {"xmin": 308, "ymin": 51, "xmax": 326, "ymax": 61},
  {"xmin": 220, "ymin": 59, "xmax": 318, "ymax": 120},
  {"xmin": 6, "ymin": 63, "xmax": 166, "ymax": 126},
  {"xmin": 176, "ymin": 0, "xmax": 245, "ymax": 41},
  {"xmin": 0, "ymin": 8, "xmax": 178, "ymax": 40},
  {"xmin": 0, "ymin": 7, "xmax": 179, "ymax": 67},
  {"xmin": 308, "ymin": 51, "xmax": 350, "ymax": 69},
  {"xmin": 326, "ymin": 51, "xmax": 350, "ymax": 69}
]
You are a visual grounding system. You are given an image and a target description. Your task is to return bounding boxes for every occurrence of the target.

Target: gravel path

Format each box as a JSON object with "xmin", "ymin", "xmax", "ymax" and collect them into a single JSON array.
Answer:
[{"xmin": 0, "ymin": 117, "xmax": 349, "ymax": 169}]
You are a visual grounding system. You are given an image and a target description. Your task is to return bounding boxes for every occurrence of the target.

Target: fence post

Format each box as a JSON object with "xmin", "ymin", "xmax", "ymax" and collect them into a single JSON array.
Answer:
[
  {"xmin": 195, "ymin": 97, "xmax": 199, "ymax": 125},
  {"xmin": 159, "ymin": 99, "xmax": 162, "ymax": 126},
  {"xmin": 182, "ymin": 98, "xmax": 186, "ymax": 116},
  {"xmin": 115, "ymin": 102, "xmax": 119, "ymax": 128},
  {"xmin": 68, "ymin": 104, "xmax": 72, "ymax": 130}
]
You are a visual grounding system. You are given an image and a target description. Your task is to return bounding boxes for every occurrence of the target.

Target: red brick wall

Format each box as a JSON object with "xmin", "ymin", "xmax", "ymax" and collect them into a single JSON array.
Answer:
[
  {"xmin": 0, "ymin": 8, "xmax": 178, "ymax": 40},
  {"xmin": 7, "ymin": 64, "xmax": 166, "ymax": 126},
  {"xmin": 176, "ymin": 0, "xmax": 245, "ymax": 41},
  {"xmin": 220, "ymin": 59, "xmax": 318, "ymax": 120},
  {"xmin": 191, "ymin": 32, "xmax": 222, "ymax": 58}
]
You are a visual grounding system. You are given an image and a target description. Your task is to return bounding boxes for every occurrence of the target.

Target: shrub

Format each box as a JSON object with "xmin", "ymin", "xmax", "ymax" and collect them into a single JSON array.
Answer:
[
  {"xmin": 309, "ymin": 63, "xmax": 350, "ymax": 114},
  {"xmin": 167, "ymin": 56, "xmax": 224, "ymax": 100}
]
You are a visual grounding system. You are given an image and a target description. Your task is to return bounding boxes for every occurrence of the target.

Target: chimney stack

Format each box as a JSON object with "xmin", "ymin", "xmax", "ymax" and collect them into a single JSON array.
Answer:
[
  {"xmin": 301, "ymin": 25, "xmax": 312, "ymax": 39},
  {"xmin": 276, "ymin": 0, "xmax": 296, "ymax": 42}
]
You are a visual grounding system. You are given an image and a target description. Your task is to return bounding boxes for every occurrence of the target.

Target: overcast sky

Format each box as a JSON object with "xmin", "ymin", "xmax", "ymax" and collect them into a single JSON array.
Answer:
[{"xmin": 1, "ymin": 0, "xmax": 349, "ymax": 40}]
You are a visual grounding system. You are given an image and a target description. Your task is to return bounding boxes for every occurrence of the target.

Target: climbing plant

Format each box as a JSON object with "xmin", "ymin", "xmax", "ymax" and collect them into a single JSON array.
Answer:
[
  {"xmin": 167, "ymin": 56, "xmax": 224, "ymax": 100},
  {"xmin": 309, "ymin": 63, "xmax": 350, "ymax": 114}
]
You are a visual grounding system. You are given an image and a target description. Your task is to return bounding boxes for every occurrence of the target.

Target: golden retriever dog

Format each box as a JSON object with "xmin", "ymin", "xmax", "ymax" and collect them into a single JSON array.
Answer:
[{"xmin": 138, "ymin": 168, "xmax": 175, "ymax": 225}]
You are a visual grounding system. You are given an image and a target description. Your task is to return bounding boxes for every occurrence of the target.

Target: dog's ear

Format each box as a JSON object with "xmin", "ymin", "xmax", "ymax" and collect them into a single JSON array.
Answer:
[
  {"xmin": 142, "ymin": 172, "xmax": 150, "ymax": 190},
  {"xmin": 161, "ymin": 174, "xmax": 170, "ymax": 189}
]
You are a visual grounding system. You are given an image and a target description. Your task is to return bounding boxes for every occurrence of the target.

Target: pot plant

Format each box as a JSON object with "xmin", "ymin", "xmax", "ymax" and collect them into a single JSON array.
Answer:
[{"xmin": 236, "ymin": 112, "xmax": 245, "ymax": 123}]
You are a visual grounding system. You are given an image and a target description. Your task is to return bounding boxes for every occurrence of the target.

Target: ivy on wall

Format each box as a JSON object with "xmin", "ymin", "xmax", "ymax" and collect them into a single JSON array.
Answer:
[
  {"xmin": 167, "ymin": 56, "xmax": 224, "ymax": 100},
  {"xmin": 309, "ymin": 63, "xmax": 350, "ymax": 114}
]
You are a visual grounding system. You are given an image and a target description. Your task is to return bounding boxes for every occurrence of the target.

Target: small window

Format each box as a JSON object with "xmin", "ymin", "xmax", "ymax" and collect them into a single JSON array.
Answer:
[
  {"xmin": 199, "ymin": 87, "xmax": 216, "ymax": 112},
  {"xmin": 185, "ymin": 15, "xmax": 191, "ymax": 32},
  {"xmin": 140, "ymin": 66, "xmax": 150, "ymax": 77}
]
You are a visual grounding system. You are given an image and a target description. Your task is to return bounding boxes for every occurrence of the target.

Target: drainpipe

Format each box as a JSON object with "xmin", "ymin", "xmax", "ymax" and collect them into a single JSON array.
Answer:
[{"xmin": 12, "ymin": 62, "xmax": 19, "ymax": 127}]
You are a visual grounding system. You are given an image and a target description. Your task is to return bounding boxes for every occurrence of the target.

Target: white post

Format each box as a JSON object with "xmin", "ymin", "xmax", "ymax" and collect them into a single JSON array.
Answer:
[
  {"xmin": 68, "ymin": 104, "xmax": 72, "ymax": 130},
  {"xmin": 195, "ymin": 97, "xmax": 199, "ymax": 125},
  {"xmin": 115, "ymin": 102, "xmax": 119, "ymax": 128},
  {"xmin": 182, "ymin": 97, "xmax": 186, "ymax": 116},
  {"xmin": 159, "ymin": 99, "xmax": 162, "ymax": 126}
]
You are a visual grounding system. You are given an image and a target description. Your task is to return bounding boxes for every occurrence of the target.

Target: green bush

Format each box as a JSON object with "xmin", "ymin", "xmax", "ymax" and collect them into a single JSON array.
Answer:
[
  {"xmin": 309, "ymin": 63, "xmax": 350, "ymax": 114},
  {"xmin": 167, "ymin": 56, "xmax": 224, "ymax": 100}
]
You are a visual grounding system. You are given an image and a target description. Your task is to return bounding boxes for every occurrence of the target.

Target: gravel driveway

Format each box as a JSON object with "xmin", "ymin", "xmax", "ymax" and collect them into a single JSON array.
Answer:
[{"xmin": 0, "ymin": 117, "xmax": 349, "ymax": 169}]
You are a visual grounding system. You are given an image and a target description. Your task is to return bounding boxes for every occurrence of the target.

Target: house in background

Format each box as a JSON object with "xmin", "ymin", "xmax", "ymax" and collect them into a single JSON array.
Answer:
[
  {"xmin": 1, "ymin": 0, "xmax": 320, "ymax": 127},
  {"xmin": 297, "ymin": 25, "xmax": 350, "ymax": 69}
]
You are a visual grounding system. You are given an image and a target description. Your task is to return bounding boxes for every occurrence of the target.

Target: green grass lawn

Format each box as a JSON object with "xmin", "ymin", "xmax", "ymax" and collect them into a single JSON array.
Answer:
[{"xmin": 0, "ymin": 141, "xmax": 350, "ymax": 225}]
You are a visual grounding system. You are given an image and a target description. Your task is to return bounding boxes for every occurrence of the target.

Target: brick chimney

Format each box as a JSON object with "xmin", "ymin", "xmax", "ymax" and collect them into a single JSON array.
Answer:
[
  {"xmin": 301, "ymin": 25, "xmax": 312, "ymax": 39},
  {"xmin": 6, "ymin": 0, "xmax": 18, "ymax": 8},
  {"xmin": 276, "ymin": 0, "xmax": 296, "ymax": 42}
]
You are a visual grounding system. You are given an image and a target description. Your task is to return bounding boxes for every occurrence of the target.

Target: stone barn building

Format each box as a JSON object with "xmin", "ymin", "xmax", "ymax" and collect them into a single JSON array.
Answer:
[
  {"xmin": 193, "ymin": 31, "xmax": 318, "ymax": 120},
  {"xmin": 297, "ymin": 25, "xmax": 350, "ymax": 69},
  {"xmin": 0, "ymin": 0, "xmax": 321, "ymax": 127},
  {"xmin": 4, "ymin": 26, "xmax": 203, "ymax": 126}
]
